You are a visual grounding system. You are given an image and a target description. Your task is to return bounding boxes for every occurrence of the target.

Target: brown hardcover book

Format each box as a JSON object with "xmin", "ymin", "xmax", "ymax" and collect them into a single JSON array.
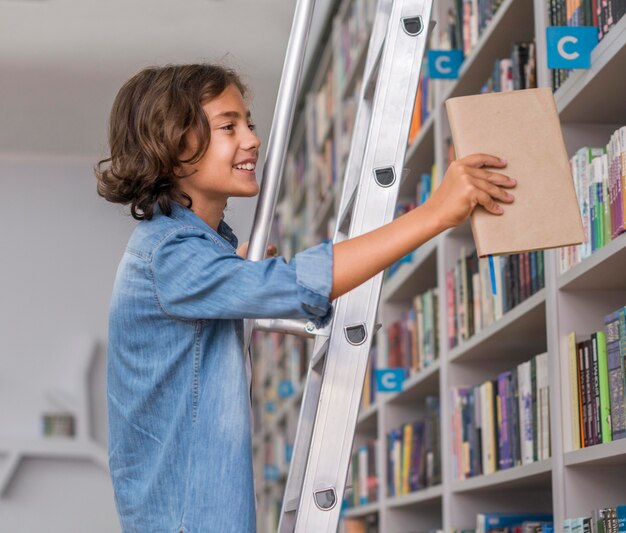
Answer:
[{"xmin": 445, "ymin": 88, "xmax": 584, "ymax": 257}]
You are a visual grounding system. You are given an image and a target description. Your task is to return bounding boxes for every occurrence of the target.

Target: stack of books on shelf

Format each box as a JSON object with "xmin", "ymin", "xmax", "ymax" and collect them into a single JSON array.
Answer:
[
  {"xmin": 336, "ymin": 0, "xmax": 377, "ymax": 91},
  {"xmin": 566, "ymin": 306, "xmax": 626, "ymax": 450},
  {"xmin": 451, "ymin": 353, "xmax": 550, "ymax": 479},
  {"xmin": 386, "ymin": 287, "xmax": 439, "ymax": 376},
  {"xmin": 387, "ymin": 396, "xmax": 441, "ymax": 497},
  {"xmin": 549, "ymin": 0, "xmax": 626, "ymax": 91},
  {"xmin": 285, "ymin": 141, "xmax": 308, "ymax": 208},
  {"xmin": 480, "ymin": 41, "xmax": 537, "ymax": 94},
  {"xmin": 560, "ymin": 128, "xmax": 626, "ymax": 273},
  {"xmin": 309, "ymin": 68, "xmax": 334, "ymax": 150},
  {"xmin": 564, "ymin": 505, "xmax": 626, "ymax": 532},
  {"xmin": 454, "ymin": 512, "xmax": 553, "ymax": 533},
  {"xmin": 342, "ymin": 515, "xmax": 379, "ymax": 533},
  {"xmin": 344, "ymin": 440, "xmax": 378, "ymax": 509},
  {"xmin": 42, "ymin": 412, "xmax": 75, "ymax": 437},
  {"xmin": 447, "ymin": 249, "xmax": 545, "ymax": 350},
  {"xmin": 445, "ymin": 0, "xmax": 505, "ymax": 56},
  {"xmin": 408, "ymin": 66, "xmax": 434, "ymax": 145}
]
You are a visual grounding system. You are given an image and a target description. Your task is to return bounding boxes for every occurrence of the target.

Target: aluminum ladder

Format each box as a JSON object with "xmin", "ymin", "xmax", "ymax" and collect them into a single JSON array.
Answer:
[{"xmin": 243, "ymin": 0, "xmax": 434, "ymax": 530}]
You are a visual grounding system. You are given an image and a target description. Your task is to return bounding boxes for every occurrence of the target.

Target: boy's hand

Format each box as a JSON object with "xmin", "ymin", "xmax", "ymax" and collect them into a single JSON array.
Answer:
[
  {"xmin": 425, "ymin": 153, "xmax": 516, "ymax": 231},
  {"xmin": 236, "ymin": 242, "xmax": 278, "ymax": 259}
]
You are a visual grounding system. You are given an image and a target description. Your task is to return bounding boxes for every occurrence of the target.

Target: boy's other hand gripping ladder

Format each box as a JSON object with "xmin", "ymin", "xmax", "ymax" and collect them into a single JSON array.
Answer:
[{"xmin": 243, "ymin": 0, "xmax": 434, "ymax": 531}]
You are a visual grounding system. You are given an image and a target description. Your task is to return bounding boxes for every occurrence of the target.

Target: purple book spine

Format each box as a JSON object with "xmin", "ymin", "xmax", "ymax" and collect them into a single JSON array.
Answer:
[{"xmin": 498, "ymin": 372, "xmax": 513, "ymax": 469}]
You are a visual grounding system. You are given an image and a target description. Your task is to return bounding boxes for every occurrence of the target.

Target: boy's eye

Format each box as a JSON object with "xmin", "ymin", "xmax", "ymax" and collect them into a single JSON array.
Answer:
[
  {"xmin": 220, "ymin": 124, "xmax": 234, "ymax": 131},
  {"xmin": 248, "ymin": 123, "xmax": 257, "ymax": 131}
]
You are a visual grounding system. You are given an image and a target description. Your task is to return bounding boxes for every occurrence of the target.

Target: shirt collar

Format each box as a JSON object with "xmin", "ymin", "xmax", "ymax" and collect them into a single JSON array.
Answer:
[{"xmin": 164, "ymin": 202, "xmax": 239, "ymax": 250}]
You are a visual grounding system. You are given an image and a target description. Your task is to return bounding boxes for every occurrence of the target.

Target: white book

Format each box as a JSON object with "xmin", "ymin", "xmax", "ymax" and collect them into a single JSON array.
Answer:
[
  {"xmin": 480, "ymin": 381, "xmax": 496, "ymax": 474},
  {"xmin": 517, "ymin": 360, "xmax": 534, "ymax": 465}
]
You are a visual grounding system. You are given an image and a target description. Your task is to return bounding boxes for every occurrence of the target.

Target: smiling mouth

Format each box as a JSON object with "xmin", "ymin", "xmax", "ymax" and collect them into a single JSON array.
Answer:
[{"xmin": 233, "ymin": 163, "xmax": 256, "ymax": 171}]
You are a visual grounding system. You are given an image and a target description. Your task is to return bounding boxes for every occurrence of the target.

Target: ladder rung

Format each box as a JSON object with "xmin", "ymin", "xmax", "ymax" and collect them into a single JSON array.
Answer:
[
  {"xmin": 253, "ymin": 318, "xmax": 316, "ymax": 338},
  {"xmin": 362, "ymin": 40, "xmax": 384, "ymax": 99},
  {"xmin": 284, "ymin": 498, "xmax": 299, "ymax": 512},
  {"xmin": 309, "ymin": 336, "xmax": 329, "ymax": 370},
  {"xmin": 336, "ymin": 181, "xmax": 358, "ymax": 232}
]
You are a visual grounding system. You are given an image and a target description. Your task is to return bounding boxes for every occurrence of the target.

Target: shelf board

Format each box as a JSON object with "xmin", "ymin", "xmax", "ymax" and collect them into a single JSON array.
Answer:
[
  {"xmin": 448, "ymin": 289, "xmax": 547, "ymax": 363},
  {"xmin": 452, "ymin": 458, "xmax": 552, "ymax": 493},
  {"xmin": 441, "ymin": 0, "xmax": 535, "ymax": 102},
  {"xmin": 386, "ymin": 359, "xmax": 441, "ymax": 406},
  {"xmin": 400, "ymin": 113, "xmax": 436, "ymax": 197},
  {"xmin": 356, "ymin": 402, "xmax": 378, "ymax": 433},
  {"xmin": 386, "ymin": 484, "xmax": 443, "ymax": 509},
  {"xmin": 557, "ymin": 232, "xmax": 626, "ymax": 291},
  {"xmin": 564, "ymin": 439, "xmax": 626, "ymax": 467},
  {"xmin": 556, "ymin": 15, "xmax": 626, "ymax": 124},
  {"xmin": 382, "ymin": 237, "xmax": 439, "ymax": 304},
  {"xmin": 342, "ymin": 501, "xmax": 380, "ymax": 518}
]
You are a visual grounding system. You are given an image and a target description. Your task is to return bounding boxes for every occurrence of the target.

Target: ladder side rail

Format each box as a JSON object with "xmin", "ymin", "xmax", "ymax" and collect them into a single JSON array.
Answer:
[
  {"xmin": 243, "ymin": 0, "xmax": 317, "ymax": 353},
  {"xmin": 278, "ymin": 1, "xmax": 393, "ymax": 529},
  {"xmin": 294, "ymin": 0, "xmax": 433, "ymax": 530}
]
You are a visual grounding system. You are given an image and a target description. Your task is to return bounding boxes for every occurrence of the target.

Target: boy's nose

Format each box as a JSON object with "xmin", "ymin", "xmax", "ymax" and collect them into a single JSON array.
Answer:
[{"xmin": 243, "ymin": 130, "xmax": 261, "ymax": 151}]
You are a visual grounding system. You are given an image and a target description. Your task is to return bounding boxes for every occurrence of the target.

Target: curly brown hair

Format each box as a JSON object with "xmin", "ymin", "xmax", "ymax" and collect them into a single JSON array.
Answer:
[{"xmin": 96, "ymin": 64, "xmax": 248, "ymax": 220}]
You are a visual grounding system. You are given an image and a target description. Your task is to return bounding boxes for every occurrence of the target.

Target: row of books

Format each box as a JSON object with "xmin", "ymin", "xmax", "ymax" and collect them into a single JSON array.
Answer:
[
  {"xmin": 446, "ymin": 0, "xmax": 505, "ymax": 56},
  {"xmin": 308, "ymin": 67, "xmax": 335, "ymax": 150},
  {"xmin": 313, "ymin": 137, "xmax": 337, "ymax": 204},
  {"xmin": 447, "ymin": 249, "xmax": 545, "ymax": 350},
  {"xmin": 285, "ymin": 140, "xmax": 308, "ymax": 208},
  {"xmin": 387, "ymin": 396, "xmax": 441, "ymax": 496},
  {"xmin": 549, "ymin": 0, "xmax": 626, "ymax": 91},
  {"xmin": 451, "ymin": 353, "xmax": 550, "ymax": 479},
  {"xmin": 408, "ymin": 65, "xmax": 434, "ymax": 145},
  {"xmin": 560, "ymin": 127, "xmax": 626, "ymax": 274},
  {"xmin": 473, "ymin": 512, "xmax": 553, "ymax": 533},
  {"xmin": 336, "ymin": 0, "xmax": 377, "ymax": 92},
  {"xmin": 480, "ymin": 41, "xmax": 537, "ymax": 94},
  {"xmin": 567, "ymin": 306, "xmax": 626, "ymax": 450},
  {"xmin": 564, "ymin": 505, "xmax": 626, "ymax": 533},
  {"xmin": 345, "ymin": 440, "xmax": 378, "ymax": 509},
  {"xmin": 42, "ymin": 412, "xmax": 75, "ymax": 437},
  {"xmin": 339, "ymin": 84, "xmax": 358, "ymax": 170},
  {"xmin": 386, "ymin": 287, "xmax": 440, "ymax": 376}
]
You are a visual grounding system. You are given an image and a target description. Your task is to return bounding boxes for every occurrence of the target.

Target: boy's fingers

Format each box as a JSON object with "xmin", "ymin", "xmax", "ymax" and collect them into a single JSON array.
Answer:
[
  {"xmin": 469, "ymin": 167, "xmax": 516, "ymax": 187},
  {"xmin": 472, "ymin": 178, "xmax": 514, "ymax": 203},
  {"xmin": 476, "ymin": 189, "xmax": 504, "ymax": 215},
  {"xmin": 461, "ymin": 153, "xmax": 507, "ymax": 169}
]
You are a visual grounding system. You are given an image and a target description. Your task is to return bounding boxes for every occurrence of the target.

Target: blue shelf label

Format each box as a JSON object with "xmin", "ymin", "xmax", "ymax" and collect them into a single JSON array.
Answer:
[
  {"xmin": 428, "ymin": 50, "xmax": 464, "ymax": 79},
  {"xmin": 278, "ymin": 380, "xmax": 294, "ymax": 398},
  {"xmin": 264, "ymin": 465, "xmax": 279, "ymax": 481},
  {"xmin": 375, "ymin": 368, "xmax": 405, "ymax": 392},
  {"xmin": 546, "ymin": 26, "xmax": 598, "ymax": 69}
]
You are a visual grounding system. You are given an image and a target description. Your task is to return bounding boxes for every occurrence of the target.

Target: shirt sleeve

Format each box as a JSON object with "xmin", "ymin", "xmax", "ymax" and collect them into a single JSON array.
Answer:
[{"xmin": 150, "ymin": 229, "xmax": 334, "ymax": 327}]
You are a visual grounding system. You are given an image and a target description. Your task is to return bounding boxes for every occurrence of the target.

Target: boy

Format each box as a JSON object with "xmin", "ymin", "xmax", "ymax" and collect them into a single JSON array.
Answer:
[{"xmin": 97, "ymin": 64, "xmax": 514, "ymax": 532}]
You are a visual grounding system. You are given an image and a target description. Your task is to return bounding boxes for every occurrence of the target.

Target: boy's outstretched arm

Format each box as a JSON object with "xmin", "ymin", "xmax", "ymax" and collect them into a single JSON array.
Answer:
[{"xmin": 330, "ymin": 154, "xmax": 516, "ymax": 300}]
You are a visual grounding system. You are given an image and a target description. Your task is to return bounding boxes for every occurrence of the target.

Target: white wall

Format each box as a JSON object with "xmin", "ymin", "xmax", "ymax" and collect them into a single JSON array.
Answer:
[{"xmin": 0, "ymin": 153, "xmax": 259, "ymax": 532}]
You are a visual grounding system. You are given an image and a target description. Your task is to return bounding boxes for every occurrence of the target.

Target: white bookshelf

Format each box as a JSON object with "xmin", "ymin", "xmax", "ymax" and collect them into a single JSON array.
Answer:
[{"xmin": 252, "ymin": 0, "xmax": 626, "ymax": 531}]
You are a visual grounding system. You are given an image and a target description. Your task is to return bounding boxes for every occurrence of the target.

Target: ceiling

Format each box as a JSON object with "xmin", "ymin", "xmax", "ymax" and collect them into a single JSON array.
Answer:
[{"xmin": 0, "ymin": 0, "xmax": 332, "ymax": 158}]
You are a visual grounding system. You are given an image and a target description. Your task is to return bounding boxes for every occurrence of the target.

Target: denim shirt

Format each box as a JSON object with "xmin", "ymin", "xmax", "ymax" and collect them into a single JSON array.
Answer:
[{"xmin": 107, "ymin": 202, "xmax": 333, "ymax": 533}]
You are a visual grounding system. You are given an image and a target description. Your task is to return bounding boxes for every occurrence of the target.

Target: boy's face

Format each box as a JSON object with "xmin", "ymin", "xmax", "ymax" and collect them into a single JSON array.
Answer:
[{"xmin": 179, "ymin": 84, "xmax": 261, "ymax": 207}]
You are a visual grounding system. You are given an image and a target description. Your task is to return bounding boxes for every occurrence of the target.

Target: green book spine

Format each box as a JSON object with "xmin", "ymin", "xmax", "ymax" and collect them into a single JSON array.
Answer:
[{"xmin": 596, "ymin": 330, "xmax": 613, "ymax": 443}]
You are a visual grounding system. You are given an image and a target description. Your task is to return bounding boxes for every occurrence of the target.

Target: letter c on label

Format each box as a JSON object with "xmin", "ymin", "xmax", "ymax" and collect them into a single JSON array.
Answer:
[
  {"xmin": 381, "ymin": 373, "xmax": 397, "ymax": 389},
  {"xmin": 435, "ymin": 55, "xmax": 452, "ymax": 74},
  {"xmin": 557, "ymin": 35, "xmax": 580, "ymax": 60}
]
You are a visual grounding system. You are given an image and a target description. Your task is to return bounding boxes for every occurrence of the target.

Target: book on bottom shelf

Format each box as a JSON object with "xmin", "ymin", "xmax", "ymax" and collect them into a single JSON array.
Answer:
[
  {"xmin": 451, "ymin": 353, "xmax": 550, "ymax": 480},
  {"xmin": 567, "ymin": 305, "xmax": 626, "ymax": 450}
]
